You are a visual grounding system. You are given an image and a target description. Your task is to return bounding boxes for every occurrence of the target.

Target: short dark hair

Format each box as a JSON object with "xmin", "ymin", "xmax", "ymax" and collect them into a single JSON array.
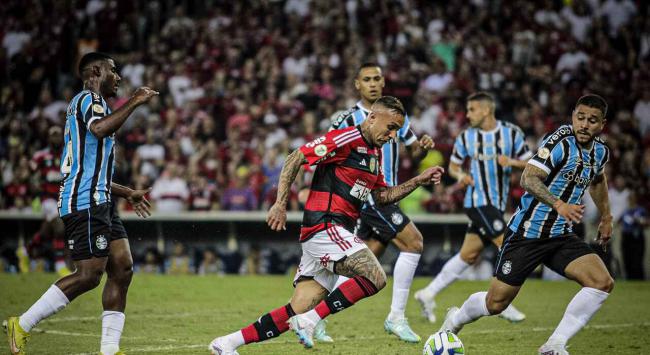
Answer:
[
  {"xmin": 373, "ymin": 96, "xmax": 405, "ymax": 117},
  {"xmin": 575, "ymin": 94, "xmax": 608, "ymax": 117},
  {"xmin": 357, "ymin": 62, "xmax": 382, "ymax": 76},
  {"xmin": 78, "ymin": 52, "xmax": 113, "ymax": 77},
  {"xmin": 467, "ymin": 91, "xmax": 495, "ymax": 103}
]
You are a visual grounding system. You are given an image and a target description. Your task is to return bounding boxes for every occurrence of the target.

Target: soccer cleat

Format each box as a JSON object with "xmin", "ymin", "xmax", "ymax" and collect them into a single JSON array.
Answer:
[
  {"xmin": 208, "ymin": 337, "xmax": 240, "ymax": 355},
  {"xmin": 288, "ymin": 314, "xmax": 316, "ymax": 349},
  {"xmin": 498, "ymin": 304, "xmax": 526, "ymax": 323},
  {"xmin": 313, "ymin": 319, "xmax": 333, "ymax": 343},
  {"xmin": 384, "ymin": 317, "xmax": 421, "ymax": 343},
  {"xmin": 538, "ymin": 342, "xmax": 569, "ymax": 355},
  {"xmin": 438, "ymin": 307, "xmax": 463, "ymax": 334},
  {"xmin": 414, "ymin": 289, "xmax": 437, "ymax": 323},
  {"xmin": 4, "ymin": 317, "xmax": 30, "ymax": 355}
]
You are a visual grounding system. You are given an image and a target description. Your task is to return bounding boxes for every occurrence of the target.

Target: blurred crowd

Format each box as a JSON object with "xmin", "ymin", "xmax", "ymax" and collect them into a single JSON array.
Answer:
[{"xmin": 1, "ymin": 0, "xmax": 649, "ymax": 220}]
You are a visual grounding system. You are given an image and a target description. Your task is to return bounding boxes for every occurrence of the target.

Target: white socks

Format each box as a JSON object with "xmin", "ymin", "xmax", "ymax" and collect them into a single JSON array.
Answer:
[
  {"xmin": 100, "ymin": 311, "xmax": 125, "ymax": 355},
  {"xmin": 547, "ymin": 287, "xmax": 609, "ymax": 346},
  {"xmin": 19, "ymin": 285, "xmax": 69, "ymax": 332},
  {"xmin": 388, "ymin": 252, "xmax": 420, "ymax": 321},
  {"xmin": 423, "ymin": 253, "xmax": 470, "ymax": 298},
  {"xmin": 223, "ymin": 330, "xmax": 246, "ymax": 349},
  {"xmin": 453, "ymin": 291, "xmax": 490, "ymax": 327}
]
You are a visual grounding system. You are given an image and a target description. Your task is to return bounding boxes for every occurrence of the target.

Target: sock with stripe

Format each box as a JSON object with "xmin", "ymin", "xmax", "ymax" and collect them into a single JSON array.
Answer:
[
  {"xmin": 303, "ymin": 276, "xmax": 379, "ymax": 324},
  {"xmin": 546, "ymin": 287, "xmax": 609, "ymax": 346},
  {"xmin": 19, "ymin": 285, "xmax": 70, "ymax": 332},
  {"xmin": 229, "ymin": 303, "xmax": 295, "ymax": 346}
]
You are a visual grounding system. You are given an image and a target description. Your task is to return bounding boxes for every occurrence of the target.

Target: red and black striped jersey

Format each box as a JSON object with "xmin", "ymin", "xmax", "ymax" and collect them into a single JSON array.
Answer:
[{"xmin": 299, "ymin": 126, "xmax": 386, "ymax": 241}]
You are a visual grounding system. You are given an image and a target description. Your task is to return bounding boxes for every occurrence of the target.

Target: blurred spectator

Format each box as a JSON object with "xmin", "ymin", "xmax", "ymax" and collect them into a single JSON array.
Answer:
[
  {"xmin": 137, "ymin": 248, "xmax": 163, "ymax": 274},
  {"xmin": 150, "ymin": 162, "xmax": 189, "ymax": 212},
  {"xmin": 166, "ymin": 242, "xmax": 192, "ymax": 275},
  {"xmin": 620, "ymin": 194, "xmax": 647, "ymax": 280},
  {"xmin": 609, "ymin": 175, "xmax": 631, "ymax": 222},
  {"xmin": 221, "ymin": 166, "xmax": 258, "ymax": 211},
  {"xmin": 198, "ymin": 248, "xmax": 222, "ymax": 275}
]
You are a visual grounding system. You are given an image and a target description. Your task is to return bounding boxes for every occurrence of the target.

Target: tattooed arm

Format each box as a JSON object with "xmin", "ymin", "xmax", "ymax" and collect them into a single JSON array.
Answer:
[
  {"xmin": 520, "ymin": 164, "xmax": 584, "ymax": 223},
  {"xmin": 372, "ymin": 166, "xmax": 444, "ymax": 205},
  {"xmin": 589, "ymin": 173, "xmax": 613, "ymax": 247},
  {"xmin": 266, "ymin": 149, "xmax": 307, "ymax": 231}
]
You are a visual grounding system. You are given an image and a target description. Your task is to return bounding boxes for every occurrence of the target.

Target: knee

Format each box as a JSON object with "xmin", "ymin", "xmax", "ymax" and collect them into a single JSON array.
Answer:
[
  {"xmin": 399, "ymin": 229, "xmax": 423, "ymax": 253},
  {"xmin": 460, "ymin": 251, "xmax": 480, "ymax": 265},
  {"xmin": 485, "ymin": 293, "xmax": 509, "ymax": 315},
  {"xmin": 369, "ymin": 267, "xmax": 387, "ymax": 291},
  {"xmin": 79, "ymin": 269, "xmax": 104, "ymax": 290},
  {"xmin": 109, "ymin": 262, "xmax": 134, "ymax": 286},
  {"xmin": 595, "ymin": 275, "xmax": 614, "ymax": 293}
]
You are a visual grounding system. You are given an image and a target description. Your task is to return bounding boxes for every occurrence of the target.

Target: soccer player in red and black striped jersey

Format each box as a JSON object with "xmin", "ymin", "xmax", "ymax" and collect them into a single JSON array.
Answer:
[{"xmin": 209, "ymin": 97, "xmax": 444, "ymax": 354}]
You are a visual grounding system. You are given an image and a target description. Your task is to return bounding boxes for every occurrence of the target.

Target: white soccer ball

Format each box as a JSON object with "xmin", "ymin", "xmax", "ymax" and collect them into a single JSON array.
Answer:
[{"xmin": 423, "ymin": 330, "xmax": 465, "ymax": 355}]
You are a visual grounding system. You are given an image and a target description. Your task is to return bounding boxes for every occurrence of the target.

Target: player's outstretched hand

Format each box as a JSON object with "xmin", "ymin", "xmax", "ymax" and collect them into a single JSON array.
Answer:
[
  {"xmin": 267, "ymin": 203, "xmax": 287, "ymax": 231},
  {"xmin": 553, "ymin": 200, "xmax": 584, "ymax": 224},
  {"xmin": 418, "ymin": 135, "xmax": 435, "ymax": 150},
  {"xmin": 416, "ymin": 166, "xmax": 445, "ymax": 186},
  {"xmin": 132, "ymin": 87, "xmax": 159, "ymax": 105},
  {"xmin": 127, "ymin": 187, "xmax": 152, "ymax": 218}
]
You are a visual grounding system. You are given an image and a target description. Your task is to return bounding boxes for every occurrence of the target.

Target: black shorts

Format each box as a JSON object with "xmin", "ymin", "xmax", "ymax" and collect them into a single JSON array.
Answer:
[
  {"xmin": 494, "ymin": 229, "xmax": 596, "ymax": 286},
  {"xmin": 465, "ymin": 205, "xmax": 506, "ymax": 244},
  {"xmin": 61, "ymin": 202, "xmax": 127, "ymax": 261},
  {"xmin": 356, "ymin": 203, "xmax": 410, "ymax": 244}
]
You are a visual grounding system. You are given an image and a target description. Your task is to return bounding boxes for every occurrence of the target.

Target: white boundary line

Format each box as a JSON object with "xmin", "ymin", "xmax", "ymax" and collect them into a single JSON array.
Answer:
[{"xmin": 60, "ymin": 321, "xmax": 650, "ymax": 355}]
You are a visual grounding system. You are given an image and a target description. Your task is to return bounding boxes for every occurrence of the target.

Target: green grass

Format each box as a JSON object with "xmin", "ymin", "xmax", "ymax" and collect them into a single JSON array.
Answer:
[{"xmin": 1, "ymin": 274, "xmax": 649, "ymax": 354}]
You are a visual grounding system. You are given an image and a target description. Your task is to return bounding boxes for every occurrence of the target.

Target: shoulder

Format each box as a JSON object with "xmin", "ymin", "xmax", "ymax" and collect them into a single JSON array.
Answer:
[
  {"xmin": 541, "ymin": 125, "xmax": 573, "ymax": 148},
  {"xmin": 330, "ymin": 106, "xmax": 358, "ymax": 128},
  {"xmin": 501, "ymin": 120, "xmax": 526, "ymax": 136}
]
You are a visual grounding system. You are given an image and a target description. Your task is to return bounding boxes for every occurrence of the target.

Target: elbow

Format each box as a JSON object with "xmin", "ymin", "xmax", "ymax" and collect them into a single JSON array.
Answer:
[{"xmin": 90, "ymin": 125, "xmax": 108, "ymax": 139}]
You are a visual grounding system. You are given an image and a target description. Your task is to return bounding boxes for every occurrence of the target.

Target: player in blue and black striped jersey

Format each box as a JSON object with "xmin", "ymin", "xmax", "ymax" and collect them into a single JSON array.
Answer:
[
  {"xmin": 440, "ymin": 94, "xmax": 615, "ymax": 355},
  {"xmin": 325, "ymin": 63, "xmax": 436, "ymax": 343},
  {"xmin": 4, "ymin": 52, "xmax": 158, "ymax": 355},
  {"xmin": 415, "ymin": 92, "xmax": 530, "ymax": 324}
]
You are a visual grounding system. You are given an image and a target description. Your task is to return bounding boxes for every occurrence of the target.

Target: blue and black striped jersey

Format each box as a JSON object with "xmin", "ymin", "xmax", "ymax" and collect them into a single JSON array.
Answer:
[
  {"xmin": 330, "ymin": 101, "xmax": 417, "ymax": 187},
  {"xmin": 508, "ymin": 125, "xmax": 610, "ymax": 239},
  {"xmin": 58, "ymin": 90, "xmax": 115, "ymax": 216},
  {"xmin": 451, "ymin": 121, "xmax": 532, "ymax": 212}
]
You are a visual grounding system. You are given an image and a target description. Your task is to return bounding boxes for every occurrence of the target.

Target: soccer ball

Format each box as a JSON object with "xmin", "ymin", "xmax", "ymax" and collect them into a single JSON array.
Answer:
[{"xmin": 423, "ymin": 330, "xmax": 465, "ymax": 355}]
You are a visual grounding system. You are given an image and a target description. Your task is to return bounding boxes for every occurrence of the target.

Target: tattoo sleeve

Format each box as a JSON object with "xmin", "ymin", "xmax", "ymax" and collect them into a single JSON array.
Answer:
[
  {"xmin": 520, "ymin": 164, "xmax": 558, "ymax": 207},
  {"xmin": 371, "ymin": 177, "xmax": 420, "ymax": 205},
  {"xmin": 589, "ymin": 173, "xmax": 611, "ymax": 217},
  {"xmin": 334, "ymin": 248, "xmax": 386, "ymax": 288},
  {"xmin": 275, "ymin": 149, "xmax": 307, "ymax": 207}
]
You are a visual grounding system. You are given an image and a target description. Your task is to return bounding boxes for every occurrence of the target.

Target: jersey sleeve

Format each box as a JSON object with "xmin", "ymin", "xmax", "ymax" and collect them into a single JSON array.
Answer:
[
  {"xmin": 528, "ymin": 135, "xmax": 567, "ymax": 174},
  {"xmin": 450, "ymin": 132, "xmax": 468, "ymax": 165},
  {"xmin": 300, "ymin": 128, "xmax": 355, "ymax": 166},
  {"xmin": 81, "ymin": 92, "xmax": 108, "ymax": 130},
  {"xmin": 513, "ymin": 127, "xmax": 533, "ymax": 160},
  {"xmin": 329, "ymin": 108, "xmax": 356, "ymax": 132},
  {"xmin": 399, "ymin": 114, "xmax": 417, "ymax": 145}
]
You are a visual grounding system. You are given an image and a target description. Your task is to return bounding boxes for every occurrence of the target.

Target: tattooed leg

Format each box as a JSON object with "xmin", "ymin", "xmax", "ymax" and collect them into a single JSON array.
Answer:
[{"xmin": 334, "ymin": 248, "xmax": 387, "ymax": 290}]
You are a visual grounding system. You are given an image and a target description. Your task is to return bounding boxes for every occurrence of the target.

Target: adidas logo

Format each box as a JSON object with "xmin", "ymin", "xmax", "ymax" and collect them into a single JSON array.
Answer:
[{"xmin": 360, "ymin": 159, "xmax": 367, "ymax": 166}]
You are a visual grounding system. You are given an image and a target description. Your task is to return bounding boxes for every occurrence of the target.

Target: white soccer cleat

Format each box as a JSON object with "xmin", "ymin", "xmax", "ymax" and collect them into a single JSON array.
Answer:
[
  {"xmin": 438, "ymin": 307, "xmax": 463, "ymax": 334},
  {"xmin": 288, "ymin": 314, "xmax": 317, "ymax": 348},
  {"xmin": 538, "ymin": 342, "xmax": 569, "ymax": 355},
  {"xmin": 498, "ymin": 304, "xmax": 526, "ymax": 323},
  {"xmin": 313, "ymin": 319, "xmax": 333, "ymax": 343},
  {"xmin": 208, "ymin": 336, "xmax": 240, "ymax": 355},
  {"xmin": 414, "ymin": 289, "xmax": 437, "ymax": 323}
]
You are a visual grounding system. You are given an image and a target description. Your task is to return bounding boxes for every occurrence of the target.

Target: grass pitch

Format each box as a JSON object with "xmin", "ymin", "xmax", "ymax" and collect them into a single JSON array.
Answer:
[{"xmin": 1, "ymin": 274, "xmax": 649, "ymax": 354}]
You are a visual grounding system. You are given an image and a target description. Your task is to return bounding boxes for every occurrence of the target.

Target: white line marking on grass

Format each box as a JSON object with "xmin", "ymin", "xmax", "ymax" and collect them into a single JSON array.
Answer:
[{"xmin": 65, "ymin": 321, "xmax": 650, "ymax": 354}]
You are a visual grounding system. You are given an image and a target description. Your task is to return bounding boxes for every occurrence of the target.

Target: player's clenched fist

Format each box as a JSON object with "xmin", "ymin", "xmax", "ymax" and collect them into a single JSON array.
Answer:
[
  {"xmin": 416, "ymin": 166, "xmax": 445, "ymax": 186},
  {"xmin": 132, "ymin": 87, "xmax": 159, "ymax": 104},
  {"xmin": 267, "ymin": 203, "xmax": 287, "ymax": 231}
]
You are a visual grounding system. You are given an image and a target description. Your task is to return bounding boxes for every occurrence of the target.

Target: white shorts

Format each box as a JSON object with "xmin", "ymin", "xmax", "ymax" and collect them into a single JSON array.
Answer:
[{"xmin": 293, "ymin": 225, "xmax": 367, "ymax": 292}]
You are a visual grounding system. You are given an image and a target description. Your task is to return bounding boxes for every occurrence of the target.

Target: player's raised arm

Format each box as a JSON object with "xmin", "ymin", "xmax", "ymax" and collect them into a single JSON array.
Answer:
[
  {"xmin": 267, "ymin": 149, "xmax": 307, "ymax": 231},
  {"xmin": 372, "ymin": 166, "xmax": 444, "ymax": 205},
  {"xmin": 88, "ymin": 87, "xmax": 158, "ymax": 139}
]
